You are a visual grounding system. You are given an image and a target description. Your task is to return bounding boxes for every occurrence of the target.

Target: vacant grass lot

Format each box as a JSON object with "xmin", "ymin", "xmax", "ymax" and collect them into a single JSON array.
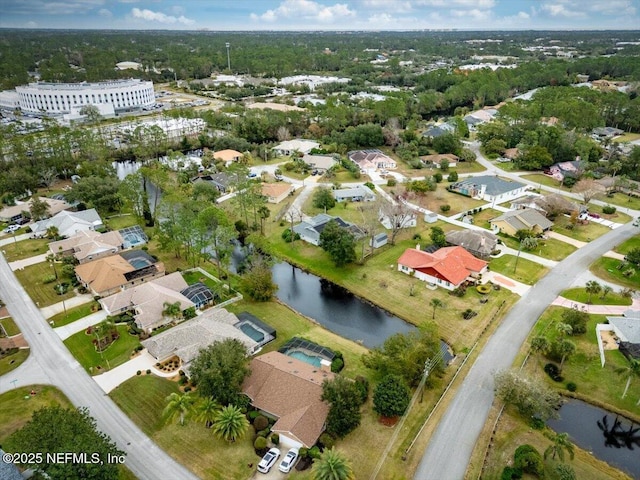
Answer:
[
  {"xmin": 469, "ymin": 208, "xmax": 503, "ymax": 228},
  {"xmin": 48, "ymin": 301, "xmax": 100, "ymax": 326},
  {"xmin": 64, "ymin": 324, "xmax": 141, "ymax": 373},
  {"xmin": 381, "ymin": 184, "xmax": 486, "ymax": 217},
  {"xmin": 498, "ymin": 235, "xmax": 577, "ymax": 262},
  {"xmin": 520, "ymin": 173, "xmax": 572, "ymax": 192},
  {"xmin": 598, "ymin": 192, "xmax": 640, "ymax": 211},
  {"xmin": 0, "ymin": 349, "xmax": 29, "ymax": 376},
  {"xmin": 14, "ymin": 262, "xmax": 76, "ymax": 307},
  {"xmin": 591, "ymin": 257, "xmax": 640, "ymax": 289},
  {"xmin": 489, "ymin": 254, "xmax": 549, "ymax": 285},
  {"xmin": 614, "ymin": 235, "xmax": 640, "ymax": 255},
  {"xmin": 1, "ymin": 238, "xmax": 50, "ymax": 262},
  {"xmin": 553, "ymin": 216, "xmax": 611, "ymax": 242},
  {"xmin": 103, "ymin": 214, "xmax": 140, "ymax": 231},
  {"xmin": 110, "ymin": 375, "xmax": 257, "ymax": 480},
  {"xmin": 561, "ymin": 287, "xmax": 632, "ymax": 306},
  {"xmin": 1, "ymin": 317, "xmax": 20, "ymax": 336}
]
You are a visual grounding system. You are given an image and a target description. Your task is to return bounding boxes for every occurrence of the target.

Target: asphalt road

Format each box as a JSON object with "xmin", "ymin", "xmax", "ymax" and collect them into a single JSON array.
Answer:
[
  {"xmin": 0, "ymin": 254, "xmax": 198, "ymax": 480},
  {"xmin": 414, "ymin": 222, "xmax": 639, "ymax": 480}
]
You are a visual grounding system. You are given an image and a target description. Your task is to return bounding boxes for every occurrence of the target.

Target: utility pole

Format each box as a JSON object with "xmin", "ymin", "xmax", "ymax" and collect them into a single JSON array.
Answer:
[
  {"xmin": 225, "ymin": 42, "xmax": 231, "ymax": 71},
  {"xmin": 514, "ymin": 240, "xmax": 522, "ymax": 273}
]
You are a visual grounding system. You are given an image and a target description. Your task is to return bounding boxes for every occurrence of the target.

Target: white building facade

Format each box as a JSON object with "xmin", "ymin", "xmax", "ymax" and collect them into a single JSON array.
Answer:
[{"xmin": 15, "ymin": 79, "xmax": 155, "ymax": 114}]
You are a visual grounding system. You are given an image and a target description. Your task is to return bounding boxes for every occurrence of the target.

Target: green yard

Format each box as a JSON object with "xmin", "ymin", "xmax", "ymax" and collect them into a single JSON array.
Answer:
[
  {"xmin": 469, "ymin": 208, "xmax": 504, "ymax": 229},
  {"xmin": 520, "ymin": 173, "xmax": 572, "ymax": 192},
  {"xmin": 0, "ymin": 238, "xmax": 50, "ymax": 262},
  {"xmin": 0, "ymin": 317, "xmax": 21, "ymax": 336},
  {"xmin": 590, "ymin": 257, "xmax": 640, "ymax": 289},
  {"xmin": 553, "ymin": 216, "xmax": 611, "ymax": 242},
  {"xmin": 47, "ymin": 301, "xmax": 101, "ymax": 326},
  {"xmin": 598, "ymin": 192, "xmax": 640, "ymax": 211},
  {"xmin": 614, "ymin": 236, "xmax": 640, "ymax": 255},
  {"xmin": 64, "ymin": 324, "xmax": 141, "ymax": 373},
  {"xmin": 0, "ymin": 349, "xmax": 29, "ymax": 376},
  {"xmin": 498, "ymin": 235, "xmax": 577, "ymax": 262},
  {"xmin": 489, "ymin": 255, "xmax": 549, "ymax": 285},
  {"xmin": 103, "ymin": 214, "xmax": 141, "ymax": 231},
  {"xmin": 14, "ymin": 262, "xmax": 76, "ymax": 307},
  {"xmin": 381, "ymin": 184, "xmax": 487, "ymax": 217},
  {"xmin": 560, "ymin": 287, "xmax": 632, "ymax": 306}
]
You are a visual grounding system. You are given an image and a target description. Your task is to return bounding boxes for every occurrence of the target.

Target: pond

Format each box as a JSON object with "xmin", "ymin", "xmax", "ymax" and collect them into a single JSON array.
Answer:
[
  {"xmin": 547, "ymin": 399, "xmax": 640, "ymax": 478},
  {"xmin": 272, "ymin": 262, "xmax": 453, "ymax": 362}
]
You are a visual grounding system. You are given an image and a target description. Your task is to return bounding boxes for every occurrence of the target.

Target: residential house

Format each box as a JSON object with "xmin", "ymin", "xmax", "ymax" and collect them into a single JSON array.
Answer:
[
  {"xmin": 397, "ymin": 246, "xmax": 488, "ymax": 290},
  {"xmin": 272, "ymin": 139, "xmax": 320, "ymax": 157},
  {"xmin": 333, "ymin": 185, "xmax": 376, "ymax": 203},
  {"xmin": 261, "ymin": 183, "xmax": 294, "ymax": 204},
  {"xmin": 597, "ymin": 310, "xmax": 640, "ymax": 365},
  {"xmin": 463, "ymin": 109, "xmax": 497, "ymax": 129},
  {"xmin": 99, "ymin": 272, "xmax": 194, "ymax": 332},
  {"xmin": 242, "ymin": 351, "xmax": 335, "ymax": 449},
  {"xmin": 75, "ymin": 250, "xmax": 165, "ymax": 297},
  {"xmin": 49, "ymin": 230, "xmax": 124, "ymax": 264},
  {"xmin": 31, "ymin": 208, "xmax": 104, "ymax": 238},
  {"xmin": 142, "ymin": 308, "xmax": 259, "ymax": 370},
  {"xmin": 510, "ymin": 194, "xmax": 579, "ymax": 218},
  {"xmin": 348, "ymin": 149, "xmax": 397, "ymax": 173},
  {"xmin": 596, "ymin": 176, "xmax": 640, "ymax": 197},
  {"xmin": 302, "ymin": 154, "xmax": 337, "ymax": 172},
  {"xmin": 489, "ymin": 208, "xmax": 553, "ymax": 237},
  {"xmin": 420, "ymin": 154, "xmax": 458, "ymax": 169},
  {"xmin": 503, "ymin": 148, "xmax": 520, "ymax": 161},
  {"xmin": 445, "ymin": 230, "xmax": 498, "ymax": 259},
  {"xmin": 292, "ymin": 214, "xmax": 364, "ymax": 246},
  {"xmin": 212, "ymin": 149, "xmax": 242, "ymax": 167},
  {"xmin": 422, "ymin": 123, "xmax": 456, "ymax": 139},
  {"xmin": 592, "ymin": 126, "xmax": 624, "ymax": 138},
  {"xmin": 192, "ymin": 172, "xmax": 237, "ymax": 193},
  {"xmin": 449, "ymin": 175, "xmax": 529, "ymax": 203},
  {"xmin": 0, "ymin": 196, "xmax": 70, "ymax": 223},
  {"xmin": 544, "ymin": 160, "xmax": 583, "ymax": 183}
]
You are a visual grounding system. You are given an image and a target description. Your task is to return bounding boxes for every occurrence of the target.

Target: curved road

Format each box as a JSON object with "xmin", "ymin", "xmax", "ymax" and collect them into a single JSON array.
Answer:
[
  {"xmin": 0, "ymin": 255, "xmax": 198, "ymax": 480},
  {"xmin": 415, "ymin": 222, "xmax": 638, "ymax": 476}
]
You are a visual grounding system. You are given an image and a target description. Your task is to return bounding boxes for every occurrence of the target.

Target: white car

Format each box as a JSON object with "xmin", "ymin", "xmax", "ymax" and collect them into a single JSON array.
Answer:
[
  {"xmin": 257, "ymin": 447, "xmax": 281, "ymax": 474},
  {"xmin": 278, "ymin": 448, "xmax": 299, "ymax": 473},
  {"xmin": 3, "ymin": 224, "xmax": 20, "ymax": 234}
]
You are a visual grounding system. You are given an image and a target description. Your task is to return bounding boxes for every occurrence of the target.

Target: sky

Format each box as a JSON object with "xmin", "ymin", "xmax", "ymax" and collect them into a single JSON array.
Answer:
[{"xmin": 1, "ymin": 0, "xmax": 640, "ymax": 31}]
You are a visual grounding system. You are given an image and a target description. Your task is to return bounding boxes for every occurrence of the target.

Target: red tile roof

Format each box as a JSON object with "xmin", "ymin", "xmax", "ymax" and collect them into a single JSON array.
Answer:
[{"xmin": 398, "ymin": 246, "xmax": 487, "ymax": 286}]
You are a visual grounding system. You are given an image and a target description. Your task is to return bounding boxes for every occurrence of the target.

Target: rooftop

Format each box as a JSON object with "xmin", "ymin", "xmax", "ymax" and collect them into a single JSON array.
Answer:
[{"xmin": 453, "ymin": 175, "xmax": 526, "ymax": 196}]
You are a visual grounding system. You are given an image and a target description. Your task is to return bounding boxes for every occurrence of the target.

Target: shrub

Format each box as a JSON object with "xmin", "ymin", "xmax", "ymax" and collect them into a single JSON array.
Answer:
[
  {"xmin": 308, "ymin": 446, "xmax": 321, "ymax": 459},
  {"xmin": 561, "ymin": 309, "xmax": 588, "ymax": 336},
  {"xmin": 318, "ymin": 433, "xmax": 335, "ymax": 450},
  {"xmin": 462, "ymin": 309, "xmax": 477, "ymax": 320},
  {"xmin": 146, "ymin": 369, "xmax": 151, "ymax": 375},
  {"xmin": 387, "ymin": 178, "xmax": 397, "ymax": 187},
  {"xmin": 433, "ymin": 172, "xmax": 443, "ymax": 183},
  {"xmin": 136, "ymin": 370, "xmax": 141, "ymax": 376},
  {"xmin": 281, "ymin": 228, "xmax": 300, "ymax": 243},
  {"xmin": 254, "ymin": 436, "xmax": 267, "ymax": 451},
  {"xmin": 183, "ymin": 386, "xmax": 191, "ymax": 393},
  {"xmin": 178, "ymin": 377, "xmax": 188, "ymax": 386},
  {"xmin": 447, "ymin": 171, "xmax": 459, "ymax": 182},
  {"xmin": 602, "ymin": 205, "xmax": 616, "ymax": 214},
  {"xmin": 270, "ymin": 433, "xmax": 279, "ymax": 445},
  {"xmin": 248, "ymin": 410, "xmax": 260, "ymax": 421},
  {"xmin": 476, "ymin": 284, "xmax": 491, "ymax": 294},
  {"xmin": 544, "ymin": 363, "xmax": 564, "ymax": 382},
  {"xmin": 258, "ymin": 428, "xmax": 270, "ymax": 438},
  {"xmin": 298, "ymin": 447, "xmax": 309, "ymax": 459},
  {"xmin": 331, "ymin": 357, "xmax": 344, "ymax": 373},
  {"xmin": 514, "ymin": 444, "xmax": 543, "ymax": 476},
  {"xmin": 373, "ymin": 374, "xmax": 411, "ymax": 417},
  {"xmin": 412, "ymin": 233, "xmax": 422, "ymax": 240},
  {"xmin": 566, "ymin": 381, "xmax": 577, "ymax": 392},
  {"xmin": 529, "ymin": 417, "xmax": 545, "ymax": 430},
  {"xmin": 253, "ymin": 415, "xmax": 269, "ymax": 431},
  {"xmin": 450, "ymin": 286, "xmax": 466, "ymax": 297},
  {"xmin": 501, "ymin": 466, "xmax": 522, "ymax": 480},
  {"xmin": 440, "ymin": 204, "xmax": 451, "ymax": 212},
  {"xmin": 42, "ymin": 274, "xmax": 57, "ymax": 284},
  {"xmin": 354, "ymin": 376, "xmax": 369, "ymax": 404}
]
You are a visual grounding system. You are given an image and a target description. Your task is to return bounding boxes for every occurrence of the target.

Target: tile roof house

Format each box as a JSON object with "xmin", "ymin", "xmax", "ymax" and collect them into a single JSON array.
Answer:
[
  {"xmin": 49, "ymin": 230, "xmax": 124, "ymax": 263},
  {"xmin": 445, "ymin": 229, "xmax": 499, "ymax": 259},
  {"xmin": 544, "ymin": 160, "xmax": 584, "ymax": 182},
  {"xmin": 31, "ymin": 208, "xmax": 104, "ymax": 238},
  {"xmin": 489, "ymin": 208, "xmax": 553, "ymax": 237},
  {"xmin": 242, "ymin": 351, "xmax": 335, "ymax": 448},
  {"xmin": 212, "ymin": 149, "xmax": 242, "ymax": 167},
  {"xmin": 419, "ymin": 153, "xmax": 458, "ymax": 168},
  {"xmin": 510, "ymin": 194, "xmax": 579, "ymax": 217},
  {"xmin": 333, "ymin": 185, "xmax": 376, "ymax": 203},
  {"xmin": 348, "ymin": 149, "xmax": 397, "ymax": 173},
  {"xmin": 261, "ymin": 183, "xmax": 294, "ymax": 204},
  {"xmin": 293, "ymin": 214, "xmax": 364, "ymax": 246},
  {"xmin": 0, "ymin": 196, "xmax": 71, "ymax": 223},
  {"xmin": 142, "ymin": 308, "xmax": 258, "ymax": 369},
  {"xmin": 273, "ymin": 139, "xmax": 320, "ymax": 156},
  {"xmin": 449, "ymin": 175, "xmax": 529, "ymax": 203},
  {"xmin": 302, "ymin": 153, "xmax": 337, "ymax": 172},
  {"xmin": 397, "ymin": 246, "xmax": 488, "ymax": 290},
  {"xmin": 75, "ymin": 250, "xmax": 165, "ymax": 297},
  {"xmin": 99, "ymin": 272, "xmax": 194, "ymax": 332}
]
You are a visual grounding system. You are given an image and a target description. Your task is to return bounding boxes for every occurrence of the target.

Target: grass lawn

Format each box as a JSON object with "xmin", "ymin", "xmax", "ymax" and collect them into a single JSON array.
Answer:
[
  {"xmin": 110, "ymin": 375, "xmax": 257, "ymax": 480},
  {"xmin": 598, "ymin": 207, "xmax": 633, "ymax": 224},
  {"xmin": 14, "ymin": 262, "xmax": 76, "ymax": 307},
  {"xmin": 470, "ymin": 208, "xmax": 503, "ymax": 229},
  {"xmin": 48, "ymin": 301, "xmax": 101, "ymax": 326},
  {"xmin": 553, "ymin": 217, "xmax": 612, "ymax": 242},
  {"xmin": 561, "ymin": 287, "xmax": 632, "ymax": 306},
  {"xmin": 613, "ymin": 132, "xmax": 640, "ymax": 143},
  {"xmin": 614, "ymin": 236, "xmax": 640, "ymax": 255},
  {"xmin": 590, "ymin": 257, "xmax": 640, "ymax": 289},
  {"xmin": 104, "ymin": 214, "xmax": 141, "ymax": 231},
  {"xmin": 0, "ymin": 349, "xmax": 29, "ymax": 376},
  {"xmin": 64, "ymin": 324, "xmax": 141, "ymax": 373},
  {"xmin": 489, "ymin": 255, "xmax": 549, "ymax": 285},
  {"xmin": 448, "ymin": 161, "xmax": 487, "ymax": 174},
  {"xmin": 381, "ymin": 184, "xmax": 486, "ymax": 217},
  {"xmin": 520, "ymin": 173, "xmax": 572, "ymax": 192},
  {"xmin": 498, "ymin": 235, "xmax": 577, "ymax": 262},
  {"xmin": 599, "ymin": 192, "xmax": 640, "ymax": 211},
  {"xmin": 0, "ymin": 238, "xmax": 50, "ymax": 262},
  {"xmin": 1, "ymin": 317, "xmax": 21, "ymax": 336}
]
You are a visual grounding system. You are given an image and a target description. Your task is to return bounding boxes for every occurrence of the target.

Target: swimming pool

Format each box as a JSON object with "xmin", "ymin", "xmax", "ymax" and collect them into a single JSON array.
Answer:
[
  {"xmin": 286, "ymin": 349, "xmax": 322, "ymax": 368},
  {"xmin": 239, "ymin": 323, "xmax": 265, "ymax": 343},
  {"xmin": 129, "ymin": 258, "xmax": 152, "ymax": 269}
]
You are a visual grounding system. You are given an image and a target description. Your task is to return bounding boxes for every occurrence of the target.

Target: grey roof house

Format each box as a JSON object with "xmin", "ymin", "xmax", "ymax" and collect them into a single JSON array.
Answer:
[
  {"xmin": 31, "ymin": 208, "xmax": 103, "ymax": 238},
  {"xmin": 489, "ymin": 208, "xmax": 553, "ymax": 237},
  {"xmin": 510, "ymin": 194, "xmax": 579, "ymax": 217},
  {"xmin": 449, "ymin": 175, "xmax": 529, "ymax": 203},
  {"xmin": 333, "ymin": 185, "xmax": 376, "ymax": 203},
  {"xmin": 293, "ymin": 214, "xmax": 364, "ymax": 246},
  {"xmin": 445, "ymin": 229, "xmax": 498, "ymax": 259},
  {"xmin": 302, "ymin": 153, "xmax": 337, "ymax": 171}
]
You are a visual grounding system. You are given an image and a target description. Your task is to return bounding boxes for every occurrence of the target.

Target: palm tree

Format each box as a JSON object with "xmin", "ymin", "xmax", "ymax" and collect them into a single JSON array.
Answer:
[
  {"xmin": 194, "ymin": 397, "xmax": 220, "ymax": 428},
  {"xmin": 544, "ymin": 432, "xmax": 575, "ymax": 462},
  {"xmin": 530, "ymin": 336, "xmax": 550, "ymax": 366},
  {"xmin": 600, "ymin": 285, "xmax": 613, "ymax": 301},
  {"xmin": 311, "ymin": 448, "xmax": 355, "ymax": 480},
  {"xmin": 585, "ymin": 280, "xmax": 601, "ymax": 304},
  {"xmin": 211, "ymin": 405, "xmax": 249, "ymax": 442},
  {"xmin": 615, "ymin": 359, "xmax": 640, "ymax": 400},
  {"xmin": 555, "ymin": 322, "xmax": 573, "ymax": 338},
  {"xmin": 429, "ymin": 298, "xmax": 444, "ymax": 320},
  {"xmin": 162, "ymin": 301, "xmax": 182, "ymax": 323},
  {"xmin": 163, "ymin": 392, "xmax": 195, "ymax": 426},
  {"xmin": 556, "ymin": 339, "xmax": 576, "ymax": 372},
  {"xmin": 257, "ymin": 205, "xmax": 270, "ymax": 235}
]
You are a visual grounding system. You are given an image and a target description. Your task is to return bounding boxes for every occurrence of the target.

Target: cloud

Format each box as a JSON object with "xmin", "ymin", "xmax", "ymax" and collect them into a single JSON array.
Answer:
[
  {"xmin": 3, "ymin": 0, "xmax": 105, "ymax": 15},
  {"xmin": 539, "ymin": 2, "xmax": 585, "ymax": 18},
  {"xmin": 361, "ymin": 0, "xmax": 413, "ymax": 13},
  {"xmin": 451, "ymin": 8, "xmax": 491, "ymax": 21},
  {"xmin": 251, "ymin": 0, "xmax": 356, "ymax": 23},
  {"xmin": 131, "ymin": 7, "xmax": 195, "ymax": 25},
  {"xmin": 587, "ymin": 0, "xmax": 636, "ymax": 15},
  {"xmin": 98, "ymin": 8, "xmax": 112, "ymax": 17},
  {"xmin": 416, "ymin": 0, "xmax": 495, "ymax": 7},
  {"xmin": 26, "ymin": 20, "xmax": 38, "ymax": 28}
]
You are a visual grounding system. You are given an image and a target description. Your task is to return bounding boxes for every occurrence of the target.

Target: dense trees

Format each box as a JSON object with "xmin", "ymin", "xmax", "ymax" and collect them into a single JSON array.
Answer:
[
  {"xmin": 373, "ymin": 374, "xmax": 411, "ymax": 418},
  {"xmin": 494, "ymin": 370, "xmax": 561, "ymax": 421},
  {"xmin": 321, "ymin": 377, "xmax": 365, "ymax": 438},
  {"xmin": 5, "ymin": 406, "xmax": 124, "ymax": 480},
  {"xmin": 319, "ymin": 220, "xmax": 357, "ymax": 267}
]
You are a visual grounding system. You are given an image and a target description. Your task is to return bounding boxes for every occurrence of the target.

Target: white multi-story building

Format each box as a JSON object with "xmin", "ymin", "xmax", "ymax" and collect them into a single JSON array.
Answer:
[{"xmin": 15, "ymin": 79, "xmax": 155, "ymax": 114}]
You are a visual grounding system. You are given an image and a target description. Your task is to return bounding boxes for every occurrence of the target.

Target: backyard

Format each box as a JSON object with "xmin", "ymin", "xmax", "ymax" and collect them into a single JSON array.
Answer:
[
  {"xmin": 489, "ymin": 255, "xmax": 549, "ymax": 285},
  {"xmin": 64, "ymin": 324, "xmax": 141, "ymax": 373}
]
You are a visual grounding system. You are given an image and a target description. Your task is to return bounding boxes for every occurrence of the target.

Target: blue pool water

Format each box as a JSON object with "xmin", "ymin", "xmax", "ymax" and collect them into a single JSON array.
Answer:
[
  {"xmin": 240, "ymin": 323, "xmax": 265, "ymax": 343},
  {"xmin": 286, "ymin": 350, "xmax": 322, "ymax": 368},
  {"xmin": 129, "ymin": 258, "xmax": 151, "ymax": 269}
]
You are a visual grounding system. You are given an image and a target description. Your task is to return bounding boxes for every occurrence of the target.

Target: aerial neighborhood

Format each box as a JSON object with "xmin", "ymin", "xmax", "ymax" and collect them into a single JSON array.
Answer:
[{"xmin": 1, "ymin": 17, "xmax": 640, "ymax": 480}]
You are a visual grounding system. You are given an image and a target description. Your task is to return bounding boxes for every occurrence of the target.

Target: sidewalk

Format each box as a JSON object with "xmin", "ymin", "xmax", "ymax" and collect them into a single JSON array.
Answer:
[
  {"xmin": 546, "ymin": 231, "xmax": 586, "ymax": 248},
  {"xmin": 40, "ymin": 293, "xmax": 94, "ymax": 319},
  {"xmin": 551, "ymin": 296, "xmax": 640, "ymax": 315},
  {"xmin": 53, "ymin": 310, "xmax": 107, "ymax": 340},
  {"xmin": 9, "ymin": 253, "xmax": 48, "ymax": 270},
  {"xmin": 0, "ymin": 233, "xmax": 31, "ymax": 247}
]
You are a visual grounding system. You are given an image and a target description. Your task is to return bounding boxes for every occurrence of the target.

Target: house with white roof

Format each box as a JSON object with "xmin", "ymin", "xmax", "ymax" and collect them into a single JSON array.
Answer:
[
  {"xmin": 31, "ymin": 208, "xmax": 103, "ymax": 238},
  {"xmin": 49, "ymin": 230, "xmax": 124, "ymax": 263},
  {"xmin": 272, "ymin": 139, "xmax": 320, "ymax": 157}
]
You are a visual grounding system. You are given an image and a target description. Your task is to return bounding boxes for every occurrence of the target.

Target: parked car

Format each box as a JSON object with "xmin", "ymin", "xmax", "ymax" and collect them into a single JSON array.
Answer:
[
  {"xmin": 633, "ymin": 217, "xmax": 640, "ymax": 227},
  {"xmin": 257, "ymin": 448, "xmax": 281, "ymax": 474},
  {"xmin": 3, "ymin": 224, "xmax": 20, "ymax": 234},
  {"xmin": 278, "ymin": 448, "xmax": 299, "ymax": 473},
  {"xmin": 587, "ymin": 212, "xmax": 601, "ymax": 219}
]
